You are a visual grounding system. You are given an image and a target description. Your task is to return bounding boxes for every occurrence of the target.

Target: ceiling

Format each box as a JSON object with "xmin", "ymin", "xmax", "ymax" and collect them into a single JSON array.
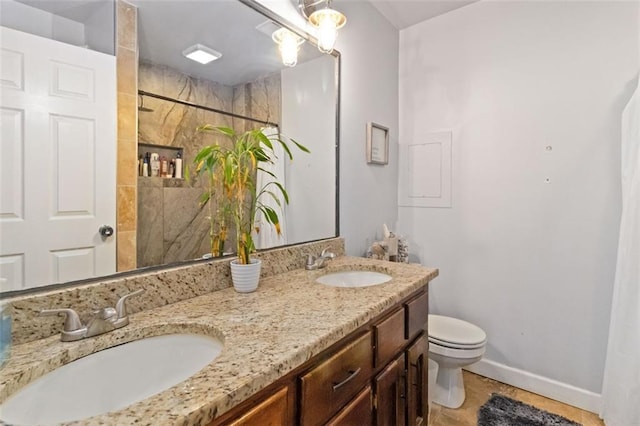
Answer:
[
  {"xmin": 130, "ymin": 0, "xmax": 315, "ymax": 86},
  {"xmin": 13, "ymin": 0, "xmax": 478, "ymax": 84},
  {"xmin": 366, "ymin": 0, "xmax": 478, "ymax": 29},
  {"xmin": 15, "ymin": 0, "xmax": 109, "ymax": 22},
  {"xmin": 14, "ymin": 0, "xmax": 323, "ymax": 87}
]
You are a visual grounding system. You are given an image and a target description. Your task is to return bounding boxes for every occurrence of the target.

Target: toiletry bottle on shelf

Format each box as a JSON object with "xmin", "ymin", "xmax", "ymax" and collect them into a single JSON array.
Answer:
[
  {"xmin": 138, "ymin": 155, "xmax": 143, "ymax": 176},
  {"xmin": 169, "ymin": 159, "xmax": 175, "ymax": 178},
  {"xmin": 160, "ymin": 156, "xmax": 168, "ymax": 177},
  {"xmin": 143, "ymin": 152, "xmax": 150, "ymax": 177},
  {"xmin": 174, "ymin": 152, "xmax": 183, "ymax": 179},
  {"xmin": 150, "ymin": 153, "xmax": 160, "ymax": 177}
]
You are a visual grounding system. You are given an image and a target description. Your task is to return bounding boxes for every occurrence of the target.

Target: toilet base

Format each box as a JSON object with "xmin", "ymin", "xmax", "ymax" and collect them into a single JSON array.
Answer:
[{"xmin": 433, "ymin": 365, "xmax": 465, "ymax": 409}]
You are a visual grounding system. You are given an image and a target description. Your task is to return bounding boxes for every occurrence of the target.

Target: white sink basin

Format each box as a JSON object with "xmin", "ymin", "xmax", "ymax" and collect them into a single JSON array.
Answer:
[
  {"xmin": 316, "ymin": 270, "xmax": 392, "ymax": 287},
  {"xmin": 1, "ymin": 333, "xmax": 223, "ymax": 424}
]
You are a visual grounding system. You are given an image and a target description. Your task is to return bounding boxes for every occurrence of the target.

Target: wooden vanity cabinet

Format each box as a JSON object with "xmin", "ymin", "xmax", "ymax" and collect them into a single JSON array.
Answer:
[
  {"xmin": 373, "ymin": 290, "xmax": 429, "ymax": 426},
  {"xmin": 226, "ymin": 386, "xmax": 292, "ymax": 426},
  {"xmin": 212, "ymin": 287, "xmax": 429, "ymax": 426},
  {"xmin": 406, "ymin": 334, "xmax": 429, "ymax": 426},
  {"xmin": 299, "ymin": 332, "xmax": 373, "ymax": 426},
  {"xmin": 326, "ymin": 386, "xmax": 373, "ymax": 426},
  {"xmin": 374, "ymin": 353, "xmax": 406, "ymax": 426},
  {"xmin": 374, "ymin": 307, "xmax": 406, "ymax": 368},
  {"xmin": 405, "ymin": 291, "xmax": 429, "ymax": 340}
]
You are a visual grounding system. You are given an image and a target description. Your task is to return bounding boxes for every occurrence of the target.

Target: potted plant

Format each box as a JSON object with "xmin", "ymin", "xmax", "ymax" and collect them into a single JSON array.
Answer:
[
  {"xmin": 191, "ymin": 144, "xmax": 229, "ymax": 258},
  {"xmin": 193, "ymin": 125, "xmax": 309, "ymax": 292}
]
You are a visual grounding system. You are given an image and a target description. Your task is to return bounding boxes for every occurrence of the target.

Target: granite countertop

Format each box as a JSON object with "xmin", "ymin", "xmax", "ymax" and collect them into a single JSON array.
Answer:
[{"xmin": 0, "ymin": 256, "xmax": 438, "ymax": 425}]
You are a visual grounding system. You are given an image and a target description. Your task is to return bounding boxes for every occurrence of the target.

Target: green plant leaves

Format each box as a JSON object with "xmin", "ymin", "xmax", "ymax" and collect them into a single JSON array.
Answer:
[{"xmin": 192, "ymin": 124, "xmax": 309, "ymax": 259}]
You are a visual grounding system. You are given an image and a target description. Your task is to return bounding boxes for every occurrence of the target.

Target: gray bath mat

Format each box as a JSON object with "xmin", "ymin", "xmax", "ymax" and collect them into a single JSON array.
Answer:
[{"xmin": 478, "ymin": 394, "xmax": 583, "ymax": 426}]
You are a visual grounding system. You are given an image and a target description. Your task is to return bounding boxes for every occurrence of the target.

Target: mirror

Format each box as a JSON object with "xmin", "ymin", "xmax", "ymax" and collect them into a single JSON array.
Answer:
[
  {"xmin": 132, "ymin": 0, "xmax": 338, "ymax": 267},
  {"xmin": 0, "ymin": 0, "xmax": 339, "ymax": 295}
]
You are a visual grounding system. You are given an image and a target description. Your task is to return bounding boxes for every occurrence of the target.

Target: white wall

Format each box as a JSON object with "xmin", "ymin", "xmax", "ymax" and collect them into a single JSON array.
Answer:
[
  {"xmin": 334, "ymin": 1, "xmax": 399, "ymax": 256},
  {"xmin": 0, "ymin": 0, "xmax": 85, "ymax": 47},
  {"xmin": 0, "ymin": 0, "xmax": 114, "ymax": 55},
  {"xmin": 282, "ymin": 55, "xmax": 336, "ymax": 243},
  {"xmin": 83, "ymin": 1, "xmax": 116, "ymax": 55},
  {"xmin": 399, "ymin": 0, "xmax": 639, "ymax": 410}
]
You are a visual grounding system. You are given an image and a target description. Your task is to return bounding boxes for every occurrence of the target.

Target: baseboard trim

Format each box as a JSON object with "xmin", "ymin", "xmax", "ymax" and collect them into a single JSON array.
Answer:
[{"xmin": 464, "ymin": 358, "xmax": 602, "ymax": 414}]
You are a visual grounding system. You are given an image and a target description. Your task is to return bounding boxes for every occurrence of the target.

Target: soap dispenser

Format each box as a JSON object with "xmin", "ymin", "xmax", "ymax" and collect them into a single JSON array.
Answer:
[{"xmin": 0, "ymin": 301, "xmax": 10, "ymax": 367}]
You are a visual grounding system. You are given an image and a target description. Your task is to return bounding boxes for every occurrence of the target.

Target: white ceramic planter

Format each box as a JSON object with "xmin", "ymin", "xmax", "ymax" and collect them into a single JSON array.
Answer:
[{"xmin": 230, "ymin": 258, "xmax": 262, "ymax": 293}]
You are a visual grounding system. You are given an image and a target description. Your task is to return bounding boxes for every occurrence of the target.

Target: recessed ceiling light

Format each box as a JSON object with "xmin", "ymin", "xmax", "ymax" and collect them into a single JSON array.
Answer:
[{"xmin": 182, "ymin": 44, "xmax": 222, "ymax": 64}]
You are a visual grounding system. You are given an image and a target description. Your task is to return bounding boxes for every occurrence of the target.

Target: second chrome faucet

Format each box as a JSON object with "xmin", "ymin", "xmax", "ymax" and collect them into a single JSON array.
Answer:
[
  {"xmin": 40, "ymin": 289, "xmax": 144, "ymax": 342},
  {"xmin": 305, "ymin": 248, "xmax": 336, "ymax": 270}
]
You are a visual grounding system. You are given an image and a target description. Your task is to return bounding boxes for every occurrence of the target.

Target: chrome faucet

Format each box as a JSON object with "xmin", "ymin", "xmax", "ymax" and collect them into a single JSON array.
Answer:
[
  {"xmin": 40, "ymin": 289, "xmax": 144, "ymax": 342},
  {"xmin": 305, "ymin": 249, "xmax": 336, "ymax": 270}
]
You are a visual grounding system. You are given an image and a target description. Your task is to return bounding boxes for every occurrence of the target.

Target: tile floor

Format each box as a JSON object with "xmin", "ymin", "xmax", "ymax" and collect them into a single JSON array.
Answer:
[{"xmin": 428, "ymin": 371, "xmax": 604, "ymax": 426}]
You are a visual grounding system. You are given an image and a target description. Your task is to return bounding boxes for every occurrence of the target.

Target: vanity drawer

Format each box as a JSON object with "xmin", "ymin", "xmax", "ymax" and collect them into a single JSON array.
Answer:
[
  {"xmin": 374, "ymin": 307, "xmax": 406, "ymax": 368},
  {"xmin": 299, "ymin": 331, "xmax": 373, "ymax": 426},
  {"xmin": 226, "ymin": 386, "xmax": 290, "ymax": 426},
  {"xmin": 326, "ymin": 386, "xmax": 372, "ymax": 426},
  {"xmin": 405, "ymin": 290, "xmax": 428, "ymax": 340}
]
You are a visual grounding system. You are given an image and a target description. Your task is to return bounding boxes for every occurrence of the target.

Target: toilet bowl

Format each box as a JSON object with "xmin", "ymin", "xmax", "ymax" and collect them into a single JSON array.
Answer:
[{"xmin": 428, "ymin": 314, "xmax": 487, "ymax": 409}]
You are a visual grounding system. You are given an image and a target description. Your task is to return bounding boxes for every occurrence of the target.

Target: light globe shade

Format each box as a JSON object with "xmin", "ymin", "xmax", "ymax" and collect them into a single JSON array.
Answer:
[
  {"xmin": 272, "ymin": 28, "xmax": 304, "ymax": 67},
  {"xmin": 308, "ymin": 8, "xmax": 346, "ymax": 54}
]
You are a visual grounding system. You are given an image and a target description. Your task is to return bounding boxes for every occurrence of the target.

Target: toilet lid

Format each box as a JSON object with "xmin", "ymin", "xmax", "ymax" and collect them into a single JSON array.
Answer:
[{"xmin": 428, "ymin": 314, "xmax": 487, "ymax": 347}]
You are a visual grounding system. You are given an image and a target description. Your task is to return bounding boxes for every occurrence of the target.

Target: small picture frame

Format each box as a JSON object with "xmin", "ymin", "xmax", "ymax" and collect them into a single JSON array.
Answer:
[{"xmin": 366, "ymin": 122, "xmax": 389, "ymax": 165}]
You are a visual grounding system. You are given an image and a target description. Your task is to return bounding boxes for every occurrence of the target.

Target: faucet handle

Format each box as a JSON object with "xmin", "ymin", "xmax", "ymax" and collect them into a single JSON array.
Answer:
[
  {"xmin": 115, "ymin": 289, "xmax": 144, "ymax": 319},
  {"xmin": 321, "ymin": 249, "xmax": 336, "ymax": 259},
  {"xmin": 40, "ymin": 308, "xmax": 84, "ymax": 332}
]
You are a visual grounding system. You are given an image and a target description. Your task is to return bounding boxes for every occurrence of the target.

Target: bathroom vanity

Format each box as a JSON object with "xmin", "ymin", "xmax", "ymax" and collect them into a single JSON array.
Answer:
[
  {"xmin": 1, "ymin": 240, "xmax": 437, "ymax": 425},
  {"xmin": 212, "ymin": 286, "xmax": 430, "ymax": 426}
]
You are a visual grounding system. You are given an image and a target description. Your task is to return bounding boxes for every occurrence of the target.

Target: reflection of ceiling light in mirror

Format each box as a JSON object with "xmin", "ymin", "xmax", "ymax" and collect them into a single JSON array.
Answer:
[
  {"xmin": 182, "ymin": 44, "xmax": 222, "ymax": 64},
  {"xmin": 256, "ymin": 20, "xmax": 282, "ymax": 37},
  {"xmin": 272, "ymin": 28, "xmax": 305, "ymax": 67},
  {"xmin": 308, "ymin": 6, "xmax": 346, "ymax": 54}
]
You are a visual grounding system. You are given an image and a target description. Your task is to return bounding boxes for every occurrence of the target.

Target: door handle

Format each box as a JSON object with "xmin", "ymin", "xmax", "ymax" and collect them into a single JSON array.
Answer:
[{"xmin": 99, "ymin": 225, "xmax": 114, "ymax": 238}]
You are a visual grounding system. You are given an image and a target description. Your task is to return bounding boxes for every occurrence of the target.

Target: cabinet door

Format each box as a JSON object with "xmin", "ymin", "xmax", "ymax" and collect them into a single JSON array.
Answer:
[
  {"xmin": 227, "ymin": 386, "xmax": 290, "ymax": 426},
  {"xmin": 374, "ymin": 353, "xmax": 406, "ymax": 426},
  {"xmin": 326, "ymin": 386, "xmax": 373, "ymax": 426},
  {"xmin": 406, "ymin": 334, "xmax": 428, "ymax": 426}
]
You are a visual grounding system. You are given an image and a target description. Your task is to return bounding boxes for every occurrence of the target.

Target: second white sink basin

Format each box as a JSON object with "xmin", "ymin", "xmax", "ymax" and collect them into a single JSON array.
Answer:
[
  {"xmin": 316, "ymin": 270, "xmax": 392, "ymax": 287},
  {"xmin": 1, "ymin": 333, "xmax": 223, "ymax": 424}
]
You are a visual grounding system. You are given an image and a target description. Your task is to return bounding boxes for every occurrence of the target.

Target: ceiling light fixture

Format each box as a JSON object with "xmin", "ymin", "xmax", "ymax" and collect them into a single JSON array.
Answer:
[
  {"xmin": 272, "ymin": 28, "xmax": 305, "ymax": 67},
  {"xmin": 299, "ymin": 0, "xmax": 346, "ymax": 54},
  {"xmin": 182, "ymin": 44, "xmax": 222, "ymax": 64}
]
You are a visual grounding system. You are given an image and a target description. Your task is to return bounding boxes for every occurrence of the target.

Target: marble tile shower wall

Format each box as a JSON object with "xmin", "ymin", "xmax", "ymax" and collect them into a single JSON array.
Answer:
[
  {"xmin": 7, "ymin": 238, "xmax": 344, "ymax": 345},
  {"xmin": 116, "ymin": 0, "xmax": 138, "ymax": 271},
  {"xmin": 137, "ymin": 62, "xmax": 281, "ymax": 267}
]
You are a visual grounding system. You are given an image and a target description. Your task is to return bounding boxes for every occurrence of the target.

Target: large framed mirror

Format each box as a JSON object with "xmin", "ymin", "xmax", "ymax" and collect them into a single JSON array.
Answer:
[{"xmin": 0, "ymin": 0, "xmax": 339, "ymax": 295}]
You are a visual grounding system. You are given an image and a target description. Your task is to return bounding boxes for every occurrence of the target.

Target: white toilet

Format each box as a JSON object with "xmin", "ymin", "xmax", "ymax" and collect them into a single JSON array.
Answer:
[{"xmin": 428, "ymin": 314, "xmax": 487, "ymax": 409}]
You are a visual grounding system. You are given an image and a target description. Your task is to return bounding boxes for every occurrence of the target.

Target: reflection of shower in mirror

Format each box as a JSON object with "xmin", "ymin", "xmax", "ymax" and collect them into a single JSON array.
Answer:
[
  {"xmin": 138, "ymin": 95, "xmax": 154, "ymax": 112},
  {"xmin": 0, "ymin": 0, "xmax": 339, "ymax": 295}
]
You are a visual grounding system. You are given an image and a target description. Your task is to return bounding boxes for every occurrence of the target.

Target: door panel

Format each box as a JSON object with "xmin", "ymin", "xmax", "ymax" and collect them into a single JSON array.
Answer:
[
  {"xmin": 51, "ymin": 114, "xmax": 95, "ymax": 215},
  {"xmin": 0, "ymin": 26, "xmax": 116, "ymax": 291},
  {"xmin": 0, "ymin": 107, "xmax": 24, "ymax": 220}
]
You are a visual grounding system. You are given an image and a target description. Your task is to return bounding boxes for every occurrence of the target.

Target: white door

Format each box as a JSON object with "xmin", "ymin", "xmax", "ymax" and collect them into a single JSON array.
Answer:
[{"xmin": 0, "ymin": 26, "xmax": 116, "ymax": 291}]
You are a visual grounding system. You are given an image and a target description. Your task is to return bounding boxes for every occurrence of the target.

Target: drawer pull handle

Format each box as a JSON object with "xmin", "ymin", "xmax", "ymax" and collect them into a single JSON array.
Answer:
[{"xmin": 332, "ymin": 368, "xmax": 361, "ymax": 391}]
